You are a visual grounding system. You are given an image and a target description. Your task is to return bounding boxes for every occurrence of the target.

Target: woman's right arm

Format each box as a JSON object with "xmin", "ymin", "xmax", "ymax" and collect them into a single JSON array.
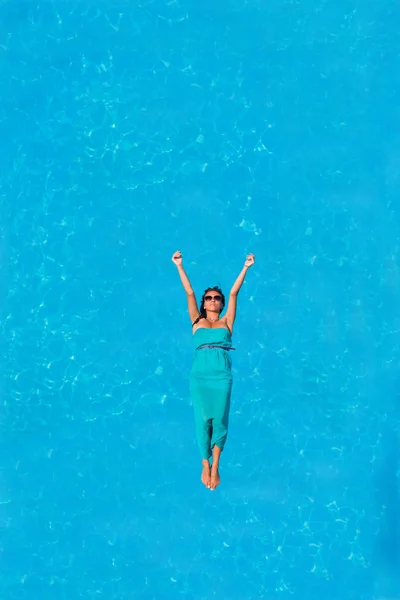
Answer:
[{"xmin": 172, "ymin": 251, "xmax": 199, "ymax": 322}]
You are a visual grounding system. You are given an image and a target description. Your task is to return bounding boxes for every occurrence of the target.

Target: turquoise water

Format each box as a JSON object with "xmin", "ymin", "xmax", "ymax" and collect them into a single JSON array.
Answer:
[{"xmin": 2, "ymin": 1, "xmax": 400, "ymax": 598}]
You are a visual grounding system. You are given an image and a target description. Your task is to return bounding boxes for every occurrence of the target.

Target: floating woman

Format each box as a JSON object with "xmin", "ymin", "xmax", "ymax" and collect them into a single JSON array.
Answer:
[{"xmin": 172, "ymin": 250, "xmax": 255, "ymax": 490}]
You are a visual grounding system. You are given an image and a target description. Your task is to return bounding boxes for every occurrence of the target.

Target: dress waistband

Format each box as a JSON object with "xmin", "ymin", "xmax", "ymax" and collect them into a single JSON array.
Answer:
[{"xmin": 197, "ymin": 344, "xmax": 236, "ymax": 351}]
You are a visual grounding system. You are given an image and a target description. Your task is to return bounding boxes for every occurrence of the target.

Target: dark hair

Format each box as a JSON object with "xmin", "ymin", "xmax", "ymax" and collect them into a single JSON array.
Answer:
[{"xmin": 192, "ymin": 286, "xmax": 226, "ymax": 327}]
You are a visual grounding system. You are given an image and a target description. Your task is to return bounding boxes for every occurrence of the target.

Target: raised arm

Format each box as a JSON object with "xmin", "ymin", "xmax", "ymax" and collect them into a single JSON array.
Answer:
[
  {"xmin": 172, "ymin": 250, "xmax": 199, "ymax": 323},
  {"xmin": 225, "ymin": 254, "xmax": 255, "ymax": 330}
]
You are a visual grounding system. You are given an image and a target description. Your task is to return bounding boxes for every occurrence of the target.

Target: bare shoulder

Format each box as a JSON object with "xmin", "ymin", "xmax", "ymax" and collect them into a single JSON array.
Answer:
[
  {"xmin": 192, "ymin": 317, "xmax": 205, "ymax": 334},
  {"xmin": 221, "ymin": 314, "xmax": 233, "ymax": 334}
]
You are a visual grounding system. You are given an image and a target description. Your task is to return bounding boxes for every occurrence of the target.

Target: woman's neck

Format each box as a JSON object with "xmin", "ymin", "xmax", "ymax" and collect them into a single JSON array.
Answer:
[{"xmin": 205, "ymin": 312, "xmax": 219, "ymax": 323}]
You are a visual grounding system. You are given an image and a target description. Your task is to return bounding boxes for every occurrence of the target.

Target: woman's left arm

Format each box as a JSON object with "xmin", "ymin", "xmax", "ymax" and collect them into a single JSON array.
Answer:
[{"xmin": 225, "ymin": 254, "xmax": 255, "ymax": 327}]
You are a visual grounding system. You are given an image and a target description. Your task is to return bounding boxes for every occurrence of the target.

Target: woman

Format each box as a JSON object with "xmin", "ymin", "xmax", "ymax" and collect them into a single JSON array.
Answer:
[{"xmin": 172, "ymin": 250, "xmax": 255, "ymax": 490}]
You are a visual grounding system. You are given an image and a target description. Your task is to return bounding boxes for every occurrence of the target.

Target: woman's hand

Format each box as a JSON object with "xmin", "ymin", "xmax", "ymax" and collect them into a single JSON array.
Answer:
[
  {"xmin": 172, "ymin": 250, "xmax": 182, "ymax": 267},
  {"xmin": 244, "ymin": 253, "xmax": 255, "ymax": 268}
]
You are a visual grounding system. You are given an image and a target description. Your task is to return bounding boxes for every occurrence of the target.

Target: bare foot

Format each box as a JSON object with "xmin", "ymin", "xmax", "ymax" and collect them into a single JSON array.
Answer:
[
  {"xmin": 210, "ymin": 468, "xmax": 220, "ymax": 490},
  {"xmin": 201, "ymin": 461, "xmax": 211, "ymax": 488}
]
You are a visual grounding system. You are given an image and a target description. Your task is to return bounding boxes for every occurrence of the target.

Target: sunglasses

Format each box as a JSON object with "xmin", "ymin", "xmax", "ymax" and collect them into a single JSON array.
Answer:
[{"xmin": 205, "ymin": 295, "xmax": 222, "ymax": 301}]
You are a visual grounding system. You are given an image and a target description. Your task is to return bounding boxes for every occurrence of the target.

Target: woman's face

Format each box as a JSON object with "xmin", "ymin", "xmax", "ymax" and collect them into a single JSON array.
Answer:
[{"xmin": 204, "ymin": 291, "xmax": 223, "ymax": 312}]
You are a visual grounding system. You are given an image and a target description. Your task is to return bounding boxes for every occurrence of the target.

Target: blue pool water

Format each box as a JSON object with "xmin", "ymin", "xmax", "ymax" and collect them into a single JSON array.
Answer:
[{"xmin": 2, "ymin": 1, "xmax": 400, "ymax": 598}]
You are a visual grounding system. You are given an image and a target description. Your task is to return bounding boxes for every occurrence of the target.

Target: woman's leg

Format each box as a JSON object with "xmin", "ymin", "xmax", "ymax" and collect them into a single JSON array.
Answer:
[
  {"xmin": 210, "ymin": 445, "xmax": 222, "ymax": 490},
  {"xmin": 190, "ymin": 378, "xmax": 213, "ymax": 487},
  {"xmin": 196, "ymin": 418, "xmax": 212, "ymax": 488},
  {"xmin": 209, "ymin": 382, "xmax": 231, "ymax": 490}
]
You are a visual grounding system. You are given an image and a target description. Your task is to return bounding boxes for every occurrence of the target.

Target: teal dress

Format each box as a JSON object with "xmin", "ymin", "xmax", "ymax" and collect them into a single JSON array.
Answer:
[{"xmin": 190, "ymin": 328, "xmax": 234, "ymax": 460}]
